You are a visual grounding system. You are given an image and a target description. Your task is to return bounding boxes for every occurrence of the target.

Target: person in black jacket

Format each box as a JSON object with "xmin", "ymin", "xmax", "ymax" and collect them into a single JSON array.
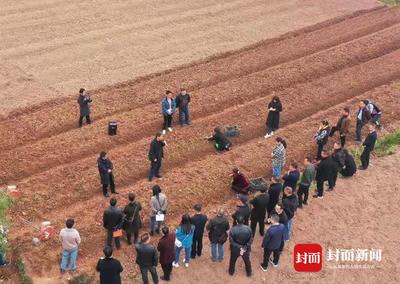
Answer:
[
  {"xmin": 191, "ymin": 204, "xmax": 208, "ymax": 259},
  {"xmin": 98, "ymin": 151, "xmax": 117, "ymax": 197},
  {"xmin": 269, "ymin": 203, "xmax": 288, "ymax": 228},
  {"xmin": 103, "ymin": 198, "xmax": 123, "ymax": 249},
  {"xmin": 267, "ymin": 177, "xmax": 282, "ymax": 216},
  {"xmin": 175, "ymin": 88, "xmax": 191, "ymax": 127},
  {"xmin": 282, "ymin": 161, "xmax": 300, "ymax": 190},
  {"xmin": 123, "ymin": 192, "xmax": 142, "ymax": 245},
  {"xmin": 260, "ymin": 214, "xmax": 285, "ymax": 271},
  {"xmin": 148, "ymin": 132, "xmax": 166, "ymax": 181},
  {"xmin": 359, "ymin": 123, "xmax": 378, "ymax": 170},
  {"xmin": 96, "ymin": 246, "xmax": 123, "ymax": 284},
  {"xmin": 206, "ymin": 208, "xmax": 230, "ymax": 262},
  {"xmin": 77, "ymin": 88, "xmax": 92, "ymax": 127},
  {"xmin": 228, "ymin": 215, "xmax": 253, "ymax": 277},
  {"xmin": 282, "ymin": 187, "xmax": 298, "ymax": 241},
  {"xmin": 330, "ymin": 142, "xmax": 346, "ymax": 190},
  {"xmin": 313, "ymin": 150, "xmax": 337, "ymax": 199},
  {"xmin": 250, "ymin": 188, "xmax": 269, "ymax": 237},
  {"xmin": 232, "ymin": 195, "xmax": 251, "ymax": 226},
  {"xmin": 356, "ymin": 100, "xmax": 372, "ymax": 143},
  {"xmin": 340, "ymin": 149, "xmax": 357, "ymax": 177},
  {"xmin": 265, "ymin": 96, "xmax": 283, "ymax": 138},
  {"xmin": 314, "ymin": 120, "xmax": 331, "ymax": 160},
  {"xmin": 135, "ymin": 233, "xmax": 159, "ymax": 284},
  {"xmin": 207, "ymin": 127, "xmax": 232, "ymax": 152}
]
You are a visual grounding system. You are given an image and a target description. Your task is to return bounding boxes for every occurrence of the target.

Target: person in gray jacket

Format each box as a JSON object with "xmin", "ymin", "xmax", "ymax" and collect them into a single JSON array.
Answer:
[
  {"xmin": 150, "ymin": 185, "xmax": 168, "ymax": 236},
  {"xmin": 77, "ymin": 88, "xmax": 92, "ymax": 127}
]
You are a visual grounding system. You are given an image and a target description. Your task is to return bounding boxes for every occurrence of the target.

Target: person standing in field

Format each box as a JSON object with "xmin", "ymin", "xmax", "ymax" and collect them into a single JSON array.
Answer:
[
  {"xmin": 206, "ymin": 208, "xmax": 230, "ymax": 262},
  {"xmin": 173, "ymin": 214, "xmax": 195, "ymax": 268},
  {"xmin": 148, "ymin": 132, "xmax": 166, "ymax": 182},
  {"xmin": 232, "ymin": 195, "xmax": 251, "ymax": 226},
  {"xmin": 265, "ymin": 96, "xmax": 283, "ymax": 138},
  {"xmin": 135, "ymin": 233, "xmax": 159, "ymax": 284},
  {"xmin": 150, "ymin": 185, "xmax": 168, "ymax": 236},
  {"xmin": 123, "ymin": 192, "xmax": 142, "ymax": 245},
  {"xmin": 161, "ymin": 90, "xmax": 176, "ymax": 134},
  {"xmin": 329, "ymin": 107, "xmax": 351, "ymax": 147},
  {"xmin": 103, "ymin": 197, "xmax": 123, "ymax": 249},
  {"xmin": 330, "ymin": 141, "xmax": 346, "ymax": 190},
  {"xmin": 96, "ymin": 246, "xmax": 123, "ymax": 284},
  {"xmin": 359, "ymin": 123, "xmax": 378, "ymax": 170},
  {"xmin": 297, "ymin": 157, "xmax": 315, "ymax": 208},
  {"xmin": 250, "ymin": 187, "xmax": 269, "ymax": 237},
  {"xmin": 366, "ymin": 100, "xmax": 382, "ymax": 129},
  {"xmin": 282, "ymin": 161, "xmax": 300, "ymax": 190},
  {"xmin": 271, "ymin": 137, "xmax": 287, "ymax": 177},
  {"xmin": 190, "ymin": 204, "xmax": 208, "ymax": 259},
  {"xmin": 175, "ymin": 88, "xmax": 191, "ymax": 127},
  {"xmin": 77, "ymin": 88, "xmax": 92, "ymax": 127},
  {"xmin": 282, "ymin": 187, "xmax": 298, "ymax": 241},
  {"xmin": 59, "ymin": 218, "xmax": 81, "ymax": 273},
  {"xmin": 260, "ymin": 214, "xmax": 285, "ymax": 272},
  {"xmin": 98, "ymin": 151, "xmax": 117, "ymax": 197},
  {"xmin": 313, "ymin": 149, "xmax": 337, "ymax": 199},
  {"xmin": 267, "ymin": 176, "xmax": 283, "ymax": 216},
  {"xmin": 355, "ymin": 100, "xmax": 372, "ymax": 143},
  {"xmin": 314, "ymin": 120, "xmax": 331, "ymax": 160},
  {"xmin": 157, "ymin": 226, "xmax": 176, "ymax": 281}
]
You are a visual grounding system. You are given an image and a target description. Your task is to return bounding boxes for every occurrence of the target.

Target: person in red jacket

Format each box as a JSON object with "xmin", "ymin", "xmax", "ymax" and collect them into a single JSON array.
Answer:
[
  {"xmin": 230, "ymin": 168, "xmax": 251, "ymax": 194},
  {"xmin": 157, "ymin": 226, "xmax": 176, "ymax": 281}
]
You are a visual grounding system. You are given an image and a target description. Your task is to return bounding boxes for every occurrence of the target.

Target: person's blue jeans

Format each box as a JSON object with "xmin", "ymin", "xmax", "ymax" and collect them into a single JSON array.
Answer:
[
  {"xmin": 178, "ymin": 107, "xmax": 190, "ymax": 126},
  {"xmin": 211, "ymin": 243, "xmax": 224, "ymax": 260},
  {"xmin": 0, "ymin": 252, "xmax": 6, "ymax": 265},
  {"xmin": 284, "ymin": 219, "xmax": 293, "ymax": 241},
  {"xmin": 272, "ymin": 165, "xmax": 281, "ymax": 177},
  {"xmin": 148, "ymin": 160, "xmax": 162, "ymax": 181},
  {"xmin": 60, "ymin": 248, "xmax": 78, "ymax": 271},
  {"xmin": 175, "ymin": 246, "xmax": 191, "ymax": 264}
]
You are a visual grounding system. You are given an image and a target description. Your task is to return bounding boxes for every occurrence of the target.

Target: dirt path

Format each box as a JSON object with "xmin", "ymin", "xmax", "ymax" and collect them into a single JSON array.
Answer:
[{"xmin": 0, "ymin": 0, "xmax": 380, "ymax": 116}]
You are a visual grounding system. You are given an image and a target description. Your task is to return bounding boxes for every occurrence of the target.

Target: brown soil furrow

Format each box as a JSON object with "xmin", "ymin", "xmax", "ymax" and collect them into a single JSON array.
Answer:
[
  {"xmin": 12, "ymin": 81, "xmax": 400, "ymax": 278},
  {"xmin": 1, "ymin": 7, "xmax": 399, "ymax": 151},
  {"xmin": 13, "ymin": 49, "xmax": 400, "ymax": 219},
  {"xmin": 2, "ymin": 25, "xmax": 400, "ymax": 184}
]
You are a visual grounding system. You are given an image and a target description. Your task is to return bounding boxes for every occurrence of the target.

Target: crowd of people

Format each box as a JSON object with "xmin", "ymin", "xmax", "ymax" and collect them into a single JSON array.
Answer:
[{"xmin": 51, "ymin": 91, "xmax": 382, "ymax": 283}]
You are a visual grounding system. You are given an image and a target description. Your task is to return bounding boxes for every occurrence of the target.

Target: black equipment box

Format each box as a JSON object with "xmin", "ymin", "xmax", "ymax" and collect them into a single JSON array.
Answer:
[{"xmin": 108, "ymin": 121, "xmax": 118, "ymax": 136}]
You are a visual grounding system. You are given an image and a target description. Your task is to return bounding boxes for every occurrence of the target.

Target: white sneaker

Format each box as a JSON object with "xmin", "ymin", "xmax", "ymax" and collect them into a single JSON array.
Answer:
[
  {"xmin": 270, "ymin": 131, "xmax": 274, "ymax": 136},
  {"xmin": 162, "ymin": 129, "xmax": 166, "ymax": 135},
  {"xmin": 172, "ymin": 262, "xmax": 179, "ymax": 268},
  {"xmin": 264, "ymin": 133, "xmax": 271, "ymax": 139},
  {"xmin": 184, "ymin": 262, "xmax": 189, "ymax": 268},
  {"xmin": 168, "ymin": 127, "xmax": 173, "ymax": 132}
]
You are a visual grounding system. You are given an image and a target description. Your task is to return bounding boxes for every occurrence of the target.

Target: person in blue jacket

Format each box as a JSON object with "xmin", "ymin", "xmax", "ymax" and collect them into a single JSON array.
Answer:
[
  {"xmin": 173, "ymin": 214, "xmax": 195, "ymax": 268},
  {"xmin": 161, "ymin": 90, "xmax": 176, "ymax": 134},
  {"xmin": 260, "ymin": 214, "xmax": 285, "ymax": 271}
]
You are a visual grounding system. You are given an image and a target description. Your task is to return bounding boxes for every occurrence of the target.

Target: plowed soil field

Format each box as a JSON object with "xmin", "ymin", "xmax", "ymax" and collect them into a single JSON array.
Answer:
[{"xmin": 3, "ymin": 4, "xmax": 400, "ymax": 284}]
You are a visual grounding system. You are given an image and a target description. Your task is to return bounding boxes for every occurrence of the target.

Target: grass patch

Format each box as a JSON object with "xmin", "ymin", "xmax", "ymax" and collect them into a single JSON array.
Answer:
[
  {"xmin": 0, "ymin": 191, "xmax": 12, "ymax": 254},
  {"xmin": 16, "ymin": 257, "xmax": 33, "ymax": 284},
  {"xmin": 381, "ymin": 0, "xmax": 400, "ymax": 5},
  {"xmin": 69, "ymin": 273, "xmax": 94, "ymax": 284}
]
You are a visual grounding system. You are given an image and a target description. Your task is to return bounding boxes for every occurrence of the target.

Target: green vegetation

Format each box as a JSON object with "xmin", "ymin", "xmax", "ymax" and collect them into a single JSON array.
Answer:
[
  {"xmin": 0, "ymin": 191, "xmax": 12, "ymax": 254},
  {"xmin": 381, "ymin": 0, "xmax": 400, "ymax": 5},
  {"xmin": 69, "ymin": 273, "xmax": 94, "ymax": 284},
  {"xmin": 16, "ymin": 257, "xmax": 33, "ymax": 284}
]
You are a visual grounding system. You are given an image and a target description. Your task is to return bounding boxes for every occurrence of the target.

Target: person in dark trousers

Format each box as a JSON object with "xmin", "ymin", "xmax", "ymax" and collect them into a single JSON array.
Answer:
[
  {"xmin": 356, "ymin": 100, "xmax": 372, "ymax": 143},
  {"xmin": 260, "ymin": 214, "xmax": 285, "ymax": 271},
  {"xmin": 359, "ymin": 123, "xmax": 378, "ymax": 170},
  {"xmin": 96, "ymin": 246, "xmax": 123, "ymax": 284},
  {"xmin": 191, "ymin": 204, "xmax": 208, "ymax": 259},
  {"xmin": 161, "ymin": 90, "xmax": 176, "ymax": 134},
  {"xmin": 230, "ymin": 168, "xmax": 251, "ymax": 194},
  {"xmin": 267, "ymin": 176, "xmax": 282, "ymax": 216},
  {"xmin": 313, "ymin": 150, "xmax": 337, "ymax": 199},
  {"xmin": 135, "ymin": 233, "xmax": 159, "ymax": 284},
  {"xmin": 150, "ymin": 185, "xmax": 168, "ymax": 236},
  {"xmin": 282, "ymin": 187, "xmax": 298, "ymax": 241},
  {"xmin": 207, "ymin": 127, "xmax": 232, "ymax": 152},
  {"xmin": 103, "ymin": 198, "xmax": 123, "ymax": 249},
  {"xmin": 269, "ymin": 203, "xmax": 288, "ymax": 228},
  {"xmin": 340, "ymin": 149, "xmax": 357, "ymax": 177},
  {"xmin": 232, "ymin": 195, "xmax": 251, "ymax": 226},
  {"xmin": 175, "ymin": 88, "xmax": 191, "ymax": 127},
  {"xmin": 297, "ymin": 157, "xmax": 315, "ymax": 208},
  {"xmin": 207, "ymin": 208, "xmax": 230, "ymax": 262},
  {"xmin": 228, "ymin": 215, "xmax": 253, "ymax": 277},
  {"xmin": 314, "ymin": 120, "xmax": 331, "ymax": 160},
  {"xmin": 330, "ymin": 142, "xmax": 346, "ymax": 190},
  {"xmin": 77, "ymin": 88, "xmax": 92, "ymax": 127},
  {"xmin": 148, "ymin": 132, "xmax": 166, "ymax": 181},
  {"xmin": 123, "ymin": 192, "xmax": 142, "ymax": 245},
  {"xmin": 329, "ymin": 107, "xmax": 351, "ymax": 147},
  {"xmin": 265, "ymin": 96, "xmax": 283, "ymax": 138},
  {"xmin": 367, "ymin": 100, "xmax": 382, "ymax": 129},
  {"xmin": 282, "ymin": 161, "xmax": 300, "ymax": 190},
  {"xmin": 98, "ymin": 151, "xmax": 117, "ymax": 197},
  {"xmin": 250, "ymin": 188, "xmax": 269, "ymax": 237},
  {"xmin": 157, "ymin": 226, "xmax": 175, "ymax": 281},
  {"xmin": 173, "ymin": 214, "xmax": 195, "ymax": 268}
]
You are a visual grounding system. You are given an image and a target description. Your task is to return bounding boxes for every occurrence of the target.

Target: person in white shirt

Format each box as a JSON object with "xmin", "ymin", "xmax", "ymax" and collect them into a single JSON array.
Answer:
[{"xmin": 59, "ymin": 218, "xmax": 81, "ymax": 273}]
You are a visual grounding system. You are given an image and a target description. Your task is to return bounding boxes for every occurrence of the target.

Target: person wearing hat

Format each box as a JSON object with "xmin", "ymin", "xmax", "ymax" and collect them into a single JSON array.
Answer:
[
  {"xmin": 77, "ymin": 88, "xmax": 92, "ymax": 127},
  {"xmin": 230, "ymin": 168, "xmax": 251, "ymax": 194},
  {"xmin": 314, "ymin": 120, "xmax": 331, "ymax": 160},
  {"xmin": 206, "ymin": 127, "xmax": 232, "ymax": 152},
  {"xmin": 206, "ymin": 208, "xmax": 230, "ymax": 262},
  {"xmin": 150, "ymin": 185, "xmax": 168, "ymax": 236},
  {"xmin": 355, "ymin": 100, "xmax": 372, "ymax": 143},
  {"xmin": 98, "ymin": 151, "xmax": 118, "ymax": 197},
  {"xmin": 232, "ymin": 195, "xmax": 251, "ymax": 226}
]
